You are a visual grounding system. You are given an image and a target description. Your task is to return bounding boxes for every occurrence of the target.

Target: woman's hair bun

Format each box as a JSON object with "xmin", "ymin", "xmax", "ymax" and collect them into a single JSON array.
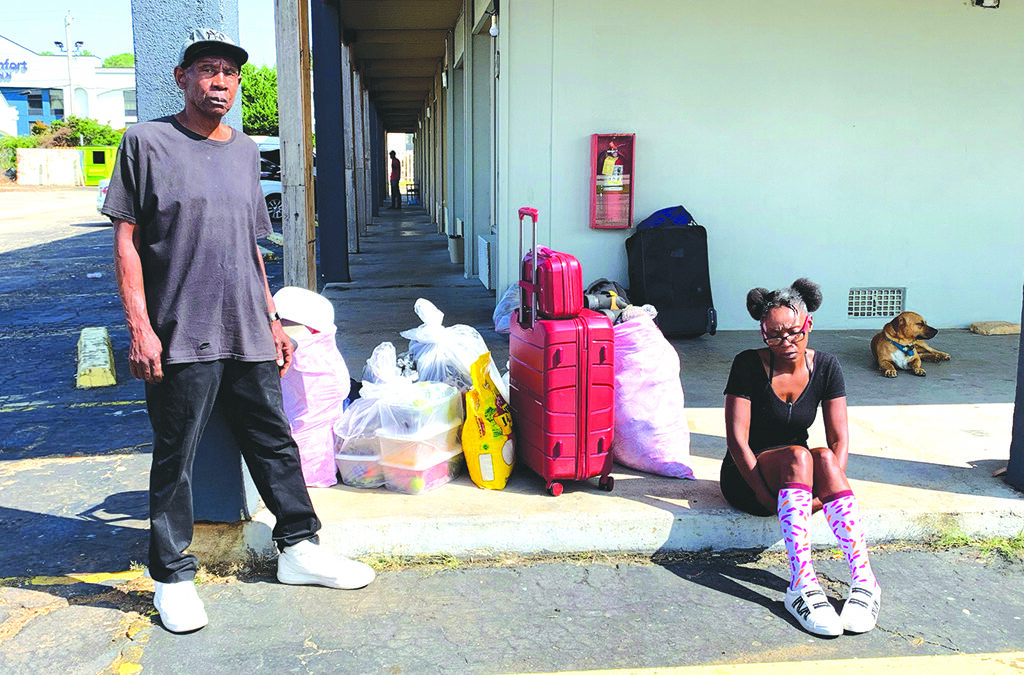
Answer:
[
  {"xmin": 791, "ymin": 278, "xmax": 822, "ymax": 313},
  {"xmin": 746, "ymin": 287, "xmax": 770, "ymax": 321}
]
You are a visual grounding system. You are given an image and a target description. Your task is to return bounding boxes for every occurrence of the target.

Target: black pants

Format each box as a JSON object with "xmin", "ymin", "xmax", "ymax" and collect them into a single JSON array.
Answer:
[
  {"xmin": 145, "ymin": 360, "xmax": 320, "ymax": 583},
  {"xmin": 390, "ymin": 178, "xmax": 401, "ymax": 208}
]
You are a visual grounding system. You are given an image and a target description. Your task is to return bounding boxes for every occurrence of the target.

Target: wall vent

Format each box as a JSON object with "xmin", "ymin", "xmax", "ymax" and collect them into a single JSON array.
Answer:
[{"xmin": 848, "ymin": 287, "xmax": 905, "ymax": 318}]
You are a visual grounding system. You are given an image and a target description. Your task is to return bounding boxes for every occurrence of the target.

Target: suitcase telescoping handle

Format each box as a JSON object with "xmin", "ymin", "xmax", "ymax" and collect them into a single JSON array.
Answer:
[{"xmin": 518, "ymin": 207, "xmax": 540, "ymax": 329}]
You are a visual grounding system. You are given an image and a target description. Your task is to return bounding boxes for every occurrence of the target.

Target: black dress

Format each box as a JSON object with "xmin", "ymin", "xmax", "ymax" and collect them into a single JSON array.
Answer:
[{"xmin": 719, "ymin": 349, "xmax": 846, "ymax": 516}]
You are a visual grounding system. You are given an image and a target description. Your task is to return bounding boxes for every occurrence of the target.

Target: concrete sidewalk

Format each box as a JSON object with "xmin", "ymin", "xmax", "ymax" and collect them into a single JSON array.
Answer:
[{"xmin": 236, "ymin": 206, "xmax": 1024, "ymax": 562}]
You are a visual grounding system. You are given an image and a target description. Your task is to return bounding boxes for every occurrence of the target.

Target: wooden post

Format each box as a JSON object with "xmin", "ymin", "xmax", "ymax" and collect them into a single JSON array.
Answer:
[
  {"xmin": 340, "ymin": 44, "xmax": 359, "ymax": 254},
  {"xmin": 274, "ymin": 0, "xmax": 316, "ymax": 290}
]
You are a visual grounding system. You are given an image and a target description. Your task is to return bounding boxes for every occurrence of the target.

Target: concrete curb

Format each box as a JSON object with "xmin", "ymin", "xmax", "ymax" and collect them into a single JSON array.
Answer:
[
  {"xmin": 76, "ymin": 327, "xmax": 116, "ymax": 388},
  {"xmin": 226, "ymin": 488, "xmax": 1024, "ymax": 562}
]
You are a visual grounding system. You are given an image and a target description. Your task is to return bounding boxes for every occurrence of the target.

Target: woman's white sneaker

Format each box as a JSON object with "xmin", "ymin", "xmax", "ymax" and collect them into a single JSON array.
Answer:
[
  {"xmin": 785, "ymin": 586, "xmax": 843, "ymax": 637},
  {"xmin": 153, "ymin": 579, "xmax": 208, "ymax": 633},
  {"xmin": 277, "ymin": 539, "xmax": 376, "ymax": 589},
  {"xmin": 841, "ymin": 582, "xmax": 881, "ymax": 633}
]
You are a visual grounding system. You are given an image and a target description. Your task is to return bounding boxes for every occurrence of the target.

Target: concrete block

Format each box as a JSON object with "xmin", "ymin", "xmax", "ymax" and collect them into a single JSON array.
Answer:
[
  {"xmin": 970, "ymin": 321, "xmax": 1021, "ymax": 336},
  {"xmin": 76, "ymin": 327, "xmax": 116, "ymax": 388}
]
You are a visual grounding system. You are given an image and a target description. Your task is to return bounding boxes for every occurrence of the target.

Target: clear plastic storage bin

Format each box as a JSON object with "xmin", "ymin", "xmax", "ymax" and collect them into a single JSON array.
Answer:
[
  {"xmin": 335, "ymin": 453, "xmax": 385, "ymax": 489},
  {"xmin": 377, "ymin": 381, "xmax": 463, "ymax": 437},
  {"xmin": 334, "ymin": 433, "xmax": 382, "ymax": 458},
  {"xmin": 380, "ymin": 448, "xmax": 463, "ymax": 494},
  {"xmin": 376, "ymin": 421, "xmax": 461, "ymax": 467}
]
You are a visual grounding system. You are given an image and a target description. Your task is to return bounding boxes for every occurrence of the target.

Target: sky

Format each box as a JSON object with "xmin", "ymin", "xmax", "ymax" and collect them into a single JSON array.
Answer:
[{"xmin": 1, "ymin": 0, "xmax": 278, "ymax": 66}]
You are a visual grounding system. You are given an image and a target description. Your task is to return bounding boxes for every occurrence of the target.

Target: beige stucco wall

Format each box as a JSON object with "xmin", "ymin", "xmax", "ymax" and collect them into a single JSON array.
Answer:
[{"xmin": 498, "ymin": 0, "xmax": 1024, "ymax": 329}]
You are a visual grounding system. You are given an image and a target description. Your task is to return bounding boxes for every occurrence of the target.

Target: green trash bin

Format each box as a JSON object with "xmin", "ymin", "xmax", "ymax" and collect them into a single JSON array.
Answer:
[{"xmin": 80, "ymin": 146, "xmax": 117, "ymax": 186}]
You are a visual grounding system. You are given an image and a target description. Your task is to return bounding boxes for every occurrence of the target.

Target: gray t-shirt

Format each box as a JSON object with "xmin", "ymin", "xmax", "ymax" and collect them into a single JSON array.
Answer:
[{"xmin": 102, "ymin": 115, "xmax": 276, "ymax": 365}]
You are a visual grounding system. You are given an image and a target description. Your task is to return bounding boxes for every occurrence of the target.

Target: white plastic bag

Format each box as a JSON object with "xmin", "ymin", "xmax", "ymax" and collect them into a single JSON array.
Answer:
[
  {"xmin": 400, "ymin": 298, "xmax": 488, "ymax": 392},
  {"xmin": 493, "ymin": 283, "xmax": 519, "ymax": 334},
  {"xmin": 611, "ymin": 314, "xmax": 694, "ymax": 479}
]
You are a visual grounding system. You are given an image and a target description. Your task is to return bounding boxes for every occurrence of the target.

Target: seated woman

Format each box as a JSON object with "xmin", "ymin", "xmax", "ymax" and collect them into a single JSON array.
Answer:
[{"xmin": 721, "ymin": 278, "xmax": 880, "ymax": 637}]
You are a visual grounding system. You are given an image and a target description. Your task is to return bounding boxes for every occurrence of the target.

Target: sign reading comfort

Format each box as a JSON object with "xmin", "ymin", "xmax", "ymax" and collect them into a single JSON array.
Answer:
[{"xmin": 0, "ymin": 59, "xmax": 29, "ymax": 82}]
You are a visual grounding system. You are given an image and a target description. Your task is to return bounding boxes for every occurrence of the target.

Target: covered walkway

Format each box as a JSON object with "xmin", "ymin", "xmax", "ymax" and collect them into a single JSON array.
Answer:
[{"xmin": 240, "ymin": 205, "xmax": 1024, "ymax": 560}]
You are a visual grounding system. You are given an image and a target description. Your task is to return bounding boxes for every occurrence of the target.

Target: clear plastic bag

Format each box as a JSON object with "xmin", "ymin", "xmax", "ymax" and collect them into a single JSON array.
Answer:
[
  {"xmin": 400, "ymin": 298, "xmax": 488, "ymax": 392},
  {"xmin": 493, "ymin": 282, "xmax": 519, "ymax": 334}
]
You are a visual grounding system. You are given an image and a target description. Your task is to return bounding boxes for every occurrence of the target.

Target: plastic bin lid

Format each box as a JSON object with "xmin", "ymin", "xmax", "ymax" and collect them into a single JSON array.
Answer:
[
  {"xmin": 335, "ymin": 452, "xmax": 381, "ymax": 462},
  {"xmin": 375, "ymin": 420, "xmax": 461, "ymax": 443}
]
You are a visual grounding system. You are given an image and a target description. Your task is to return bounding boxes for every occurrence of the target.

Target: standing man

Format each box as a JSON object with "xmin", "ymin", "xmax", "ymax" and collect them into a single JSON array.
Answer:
[
  {"xmin": 103, "ymin": 28, "xmax": 374, "ymax": 634},
  {"xmin": 389, "ymin": 149, "xmax": 402, "ymax": 209}
]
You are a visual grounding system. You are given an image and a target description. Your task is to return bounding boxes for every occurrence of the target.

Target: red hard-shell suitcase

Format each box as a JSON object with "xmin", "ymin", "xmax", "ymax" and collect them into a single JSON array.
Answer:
[
  {"xmin": 518, "ymin": 208, "xmax": 584, "ymax": 319},
  {"xmin": 510, "ymin": 207, "xmax": 615, "ymax": 496}
]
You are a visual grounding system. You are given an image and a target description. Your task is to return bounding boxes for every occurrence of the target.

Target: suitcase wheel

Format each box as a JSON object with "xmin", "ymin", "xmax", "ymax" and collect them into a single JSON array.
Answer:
[
  {"xmin": 599, "ymin": 475, "xmax": 615, "ymax": 492},
  {"xmin": 547, "ymin": 482, "xmax": 564, "ymax": 497}
]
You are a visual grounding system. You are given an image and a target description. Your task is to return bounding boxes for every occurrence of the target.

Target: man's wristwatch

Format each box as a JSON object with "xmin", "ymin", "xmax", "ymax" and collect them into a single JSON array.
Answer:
[{"xmin": 269, "ymin": 311, "xmax": 281, "ymax": 323}]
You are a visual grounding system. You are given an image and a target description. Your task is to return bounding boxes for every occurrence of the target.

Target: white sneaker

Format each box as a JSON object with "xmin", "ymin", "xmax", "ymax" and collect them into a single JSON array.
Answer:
[
  {"xmin": 785, "ymin": 586, "xmax": 843, "ymax": 637},
  {"xmin": 841, "ymin": 582, "xmax": 881, "ymax": 633},
  {"xmin": 153, "ymin": 579, "xmax": 208, "ymax": 633},
  {"xmin": 277, "ymin": 539, "xmax": 376, "ymax": 590}
]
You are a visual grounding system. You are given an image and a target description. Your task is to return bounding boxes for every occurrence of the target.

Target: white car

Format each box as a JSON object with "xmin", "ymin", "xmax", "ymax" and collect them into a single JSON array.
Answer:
[
  {"xmin": 98, "ymin": 176, "xmax": 284, "ymax": 222},
  {"xmin": 96, "ymin": 178, "xmax": 110, "ymax": 214},
  {"xmin": 261, "ymin": 179, "xmax": 282, "ymax": 221}
]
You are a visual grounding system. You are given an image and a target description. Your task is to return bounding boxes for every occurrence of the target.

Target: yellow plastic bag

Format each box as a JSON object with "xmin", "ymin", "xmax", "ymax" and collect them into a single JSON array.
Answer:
[{"xmin": 461, "ymin": 352, "xmax": 514, "ymax": 489}]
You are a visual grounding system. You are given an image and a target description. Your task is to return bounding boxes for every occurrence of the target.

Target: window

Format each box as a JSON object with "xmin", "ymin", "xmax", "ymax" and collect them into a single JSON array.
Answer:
[
  {"xmin": 123, "ymin": 89, "xmax": 137, "ymax": 117},
  {"xmin": 26, "ymin": 90, "xmax": 43, "ymax": 115},
  {"xmin": 49, "ymin": 89, "xmax": 64, "ymax": 117}
]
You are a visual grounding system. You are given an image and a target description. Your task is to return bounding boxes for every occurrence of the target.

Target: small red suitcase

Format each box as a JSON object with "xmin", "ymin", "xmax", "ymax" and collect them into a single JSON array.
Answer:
[
  {"xmin": 510, "ymin": 207, "xmax": 615, "ymax": 496},
  {"xmin": 518, "ymin": 208, "xmax": 584, "ymax": 320}
]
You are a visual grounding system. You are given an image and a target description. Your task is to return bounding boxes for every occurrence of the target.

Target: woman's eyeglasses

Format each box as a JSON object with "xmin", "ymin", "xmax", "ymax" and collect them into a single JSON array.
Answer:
[{"xmin": 761, "ymin": 314, "xmax": 811, "ymax": 346}]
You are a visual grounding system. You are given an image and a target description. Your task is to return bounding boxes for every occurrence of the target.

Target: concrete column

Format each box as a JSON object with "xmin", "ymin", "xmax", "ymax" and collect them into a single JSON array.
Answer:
[
  {"xmin": 340, "ymin": 45, "xmax": 359, "ymax": 254},
  {"xmin": 470, "ymin": 32, "xmax": 492, "ymax": 278},
  {"xmin": 352, "ymin": 70, "xmax": 367, "ymax": 237},
  {"xmin": 310, "ymin": 0, "xmax": 350, "ymax": 283},
  {"xmin": 361, "ymin": 87, "xmax": 372, "ymax": 227},
  {"xmin": 445, "ymin": 48, "xmax": 456, "ymax": 236},
  {"xmin": 369, "ymin": 105, "xmax": 381, "ymax": 216},
  {"xmin": 130, "ymin": 0, "xmax": 241, "ymax": 129},
  {"xmin": 1007, "ymin": 286, "xmax": 1024, "ymax": 491},
  {"xmin": 129, "ymin": 0, "xmax": 254, "ymax": 523}
]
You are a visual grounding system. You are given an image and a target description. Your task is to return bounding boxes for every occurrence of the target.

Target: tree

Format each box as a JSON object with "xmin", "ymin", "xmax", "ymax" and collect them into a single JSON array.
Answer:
[
  {"xmin": 103, "ymin": 53, "xmax": 135, "ymax": 68},
  {"xmin": 241, "ymin": 63, "xmax": 278, "ymax": 137},
  {"xmin": 44, "ymin": 117, "xmax": 124, "ymax": 147}
]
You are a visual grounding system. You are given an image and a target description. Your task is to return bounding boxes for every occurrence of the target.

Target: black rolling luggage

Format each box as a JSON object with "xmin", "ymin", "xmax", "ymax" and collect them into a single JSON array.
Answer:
[{"xmin": 625, "ymin": 206, "xmax": 717, "ymax": 337}]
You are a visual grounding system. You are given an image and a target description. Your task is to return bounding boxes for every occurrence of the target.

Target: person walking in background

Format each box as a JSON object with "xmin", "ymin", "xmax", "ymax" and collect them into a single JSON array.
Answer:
[
  {"xmin": 104, "ymin": 27, "xmax": 374, "ymax": 634},
  {"xmin": 720, "ymin": 278, "xmax": 881, "ymax": 638},
  {"xmin": 389, "ymin": 150, "xmax": 402, "ymax": 209}
]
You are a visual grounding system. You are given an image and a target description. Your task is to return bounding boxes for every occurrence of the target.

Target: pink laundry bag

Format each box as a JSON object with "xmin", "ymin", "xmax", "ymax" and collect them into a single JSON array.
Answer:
[
  {"xmin": 280, "ymin": 324, "xmax": 350, "ymax": 487},
  {"xmin": 611, "ymin": 313, "xmax": 694, "ymax": 479}
]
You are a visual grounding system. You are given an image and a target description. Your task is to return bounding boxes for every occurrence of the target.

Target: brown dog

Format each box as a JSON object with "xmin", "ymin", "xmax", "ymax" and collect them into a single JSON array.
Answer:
[{"xmin": 870, "ymin": 311, "xmax": 951, "ymax": 378}]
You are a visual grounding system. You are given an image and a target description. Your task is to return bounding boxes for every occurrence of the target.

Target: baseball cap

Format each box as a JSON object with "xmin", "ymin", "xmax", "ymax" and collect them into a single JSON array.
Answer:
[{"xmin": 178, "ymin": 28, "xmax": 249, "ymax": 69}]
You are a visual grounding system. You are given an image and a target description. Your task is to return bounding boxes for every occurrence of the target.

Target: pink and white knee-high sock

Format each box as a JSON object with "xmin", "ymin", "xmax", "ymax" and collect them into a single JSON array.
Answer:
[
  {"xmin": 822, "ymin": 490, "xmax": 877, "ymax": 588},
  {"xmin": 777, "ymin": 483, "xmax": 819, "ymax": 592}
]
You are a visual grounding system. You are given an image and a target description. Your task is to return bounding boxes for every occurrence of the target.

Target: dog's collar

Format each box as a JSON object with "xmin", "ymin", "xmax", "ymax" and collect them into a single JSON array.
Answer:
[{"xmin": 886, "ymin": 336, "xmax": 915, "ymax": 357}]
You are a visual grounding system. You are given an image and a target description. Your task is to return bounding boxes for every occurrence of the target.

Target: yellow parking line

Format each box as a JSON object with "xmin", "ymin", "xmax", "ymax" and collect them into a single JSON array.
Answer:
[
  {"xmin": 525, "ymin": 652, "xmax": 1024, "ymax": 674},
  {"xmin": 0, "ymin": 400, "xmax": 146, "ymax": 413},
  {"xmin": 29, "ymin": 570, "xmax": 144, "ymax": 586}
]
